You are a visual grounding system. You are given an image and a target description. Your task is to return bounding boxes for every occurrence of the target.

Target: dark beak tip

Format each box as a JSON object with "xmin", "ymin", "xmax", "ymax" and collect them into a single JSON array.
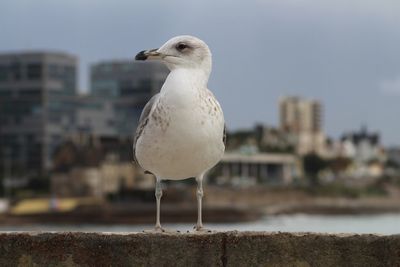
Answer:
[{"xmin": 135, "ymin": 50, "xmax": 148, "ymax": 61}]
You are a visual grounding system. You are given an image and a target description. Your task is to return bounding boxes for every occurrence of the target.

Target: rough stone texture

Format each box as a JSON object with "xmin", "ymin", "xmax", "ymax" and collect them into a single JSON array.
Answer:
[
  {"xmin": 0, "ymin": 231, "xmax": 399, "ymax": 267},
  {"xmin": 226, "ymin": 232, "xmax": 400, "ymax": 267}
]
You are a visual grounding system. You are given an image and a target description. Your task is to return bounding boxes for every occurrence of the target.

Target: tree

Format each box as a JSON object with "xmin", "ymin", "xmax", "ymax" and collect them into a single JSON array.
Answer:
[
  {"xmin": 52, "ymin": 141, "xmax": 79, "ymax": 172},
  {"xmin": 328, "ymin": 157, "xmax": 352, "ymax": 175},
  {"xmin": 303, "ymin": 153, "xmax": 327, "ymax": 186}
]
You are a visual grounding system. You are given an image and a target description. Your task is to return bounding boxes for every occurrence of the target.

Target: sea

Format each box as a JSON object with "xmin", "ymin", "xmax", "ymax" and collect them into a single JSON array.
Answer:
[{"xmin": 1, "ymin": 213, "xmax": 399, "ymax": 235}]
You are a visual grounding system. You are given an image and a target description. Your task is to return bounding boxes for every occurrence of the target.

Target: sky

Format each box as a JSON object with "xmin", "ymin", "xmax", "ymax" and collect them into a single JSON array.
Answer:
[{"xmin": 1, "ymin": 0, "xmax": 400, "ymax": 146}]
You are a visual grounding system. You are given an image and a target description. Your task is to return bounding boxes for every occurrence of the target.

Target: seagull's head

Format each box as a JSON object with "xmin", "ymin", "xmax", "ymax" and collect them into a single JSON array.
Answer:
[{"xmin": 135, "ymin": 35, "xmax": 212, "ymax": 75}]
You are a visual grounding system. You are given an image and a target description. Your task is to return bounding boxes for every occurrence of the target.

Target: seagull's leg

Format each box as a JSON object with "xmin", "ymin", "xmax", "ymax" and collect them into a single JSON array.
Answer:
[
  {"xmin": 144, "ymin": 177, "xmax": 178, "ymax": 233},
  {"xmin": 154, "ymin": 176, "xmax": 164, "ymax": 232},
  {"xmin": 194, "ymin": 174, "xmax": 211, "ymax": 232}
]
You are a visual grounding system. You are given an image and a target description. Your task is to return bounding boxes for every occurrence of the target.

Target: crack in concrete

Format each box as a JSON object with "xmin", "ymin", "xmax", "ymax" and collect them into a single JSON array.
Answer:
[{"xmin": 220, "ymin": 233, "xmax": 227, "ymax": 267}]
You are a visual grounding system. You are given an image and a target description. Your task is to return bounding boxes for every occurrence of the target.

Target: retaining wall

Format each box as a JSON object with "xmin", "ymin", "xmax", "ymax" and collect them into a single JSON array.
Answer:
[{"xmin": 0, "ymin": 231, "xmax": 399, "ymax": 266}]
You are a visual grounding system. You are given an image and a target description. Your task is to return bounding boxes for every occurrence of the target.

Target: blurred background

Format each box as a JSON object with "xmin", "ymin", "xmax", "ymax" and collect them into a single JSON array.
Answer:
[{"xmin": 0, "ymin": 0, "xmax": 400, "ymax": 234}]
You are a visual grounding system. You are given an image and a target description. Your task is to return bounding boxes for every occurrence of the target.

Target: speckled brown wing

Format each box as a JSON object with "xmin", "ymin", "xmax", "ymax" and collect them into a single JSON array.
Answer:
[
  {"xmin": 223, "ymin": 124, "xmax": 227, "ymax": 147},
  {"xmin": 133, "ymin": 93, "xmax": 159, "ymax": 173}
]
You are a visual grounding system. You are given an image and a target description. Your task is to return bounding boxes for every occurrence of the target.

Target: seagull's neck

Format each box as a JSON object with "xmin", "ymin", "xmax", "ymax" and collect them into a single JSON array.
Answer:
[
  {"xmin": 162, "ymin": 68, "xmax": 209, "ymax": 93},
  {"xmin": 160, "ymin": 68, "xmax": 209, "ymax": 107}
]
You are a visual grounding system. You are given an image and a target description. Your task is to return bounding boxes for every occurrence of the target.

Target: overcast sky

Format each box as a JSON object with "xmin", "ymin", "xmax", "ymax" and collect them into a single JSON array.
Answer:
[{"xmin": 1, "ymin": 0, "xmax": 400, "ymax": 146}]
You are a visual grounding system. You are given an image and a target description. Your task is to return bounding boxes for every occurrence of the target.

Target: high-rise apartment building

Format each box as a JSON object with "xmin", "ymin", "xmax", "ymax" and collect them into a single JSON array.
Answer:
[
  {"xmin": 279, "ymin": 96, "xmax": 321, "ymax": 134},
  {"xmin": 0, "ymin": 52, "xmax": 78, "ymax": 173},
  {"xmin": 279, "ymin": 96, "xmax": 325, "ymax": 155},
  {"xmin": 0, "ymin": 53, "xmax": 169, "ymax": 174},
  {"xmin": 90, "ymin": 60, "xmax": 169, "ymax": 137}
]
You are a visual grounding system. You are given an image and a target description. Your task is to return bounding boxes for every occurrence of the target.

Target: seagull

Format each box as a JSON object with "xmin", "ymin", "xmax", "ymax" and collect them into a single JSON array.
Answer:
[{"xmin": 133, "ymin": 35, "xmax": 226, "ymax": 232}]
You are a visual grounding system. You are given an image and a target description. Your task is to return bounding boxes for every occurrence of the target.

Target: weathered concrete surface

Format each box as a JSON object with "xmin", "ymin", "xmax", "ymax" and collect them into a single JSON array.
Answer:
[{"xmin": 0, "ymin": 231, "xmax": 399, "ymax": 267}]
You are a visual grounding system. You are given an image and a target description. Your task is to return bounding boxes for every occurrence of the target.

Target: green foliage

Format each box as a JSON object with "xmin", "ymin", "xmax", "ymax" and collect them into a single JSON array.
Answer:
[
  {"xmin": 302, "ymin": 153, "xmax": 328, "ymax": 186},
  {"xmin": 3, "ymin": 175, "xmax": 50, "ymax": 199},
  {"xmin": 386, "ymin": 159, "xmax": 400, "ymax": 169},
  {"xmin": 27, "ymin": 176, "xmax": 50, "ymax": 194},
  {"xmin": 259, "ymin": 144, "xmax": 295, "ymax": 154},
  {"xmin": 327, "ymin": 157, "xmax": 352, "ymax": 174},
  {"xmin": 362, "ymin": 184, "xmax": 387, "ymax": 197},
  {"xmin": 225, "ymin": 130, "xmax": 255, "ymax": 150},
  {"xmin": 306, "ymin": 183, "xmax": 361, "ymax": 198}
]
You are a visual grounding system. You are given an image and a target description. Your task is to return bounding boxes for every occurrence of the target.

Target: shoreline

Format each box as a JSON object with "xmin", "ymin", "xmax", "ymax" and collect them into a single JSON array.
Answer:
[
  {"xmin": 264, "ymin": 200, "xmax": 400, "ymax": 215},
  {"xmin": 1, "ymin": 186, "xmax": 400, "ymax": 225},
  {"xmin": 205, "ymin": 186, "xmax": 400, "ymax": 216},
  {"xmin": 0, "ymin": 204, "xmax": 262, "ymax": 226},
  {"xmin": 1, "ymin": 200, "xmax": 400, "ymax": 226}
]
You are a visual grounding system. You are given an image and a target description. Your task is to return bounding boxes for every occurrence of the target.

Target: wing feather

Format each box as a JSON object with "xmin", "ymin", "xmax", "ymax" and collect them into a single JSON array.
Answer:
[{"xmin": 132, "ymin": 94, "xmax": 159, "ymax": 172}]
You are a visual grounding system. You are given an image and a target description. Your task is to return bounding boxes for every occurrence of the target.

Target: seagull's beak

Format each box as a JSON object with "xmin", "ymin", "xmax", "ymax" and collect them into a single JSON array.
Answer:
[{"xmin": 135, "ymin": 48, "xmax": 161, "ymax": 61}]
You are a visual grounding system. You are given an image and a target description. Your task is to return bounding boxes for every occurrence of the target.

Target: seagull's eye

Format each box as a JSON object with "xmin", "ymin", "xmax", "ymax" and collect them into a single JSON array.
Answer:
[{"xmin": 176, "ymin": 43, "xmax": 188, "ymax": 51}]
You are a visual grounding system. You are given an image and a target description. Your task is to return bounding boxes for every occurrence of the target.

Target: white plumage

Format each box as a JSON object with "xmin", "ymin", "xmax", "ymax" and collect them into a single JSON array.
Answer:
[{"xmin": 134, "ymin": 35, "xmax": 225, "ymax": 232}]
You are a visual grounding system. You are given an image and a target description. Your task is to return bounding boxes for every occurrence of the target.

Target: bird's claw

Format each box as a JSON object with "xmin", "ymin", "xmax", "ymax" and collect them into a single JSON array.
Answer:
[
  {"xmin": 143, "ymin": 226, "xmax": 165, "ymax": 233},
  {"xmin": 143, "ymin": 227, "xmax": 182, "ymax": 234},
  {"xmin": 193, "ymin": 225, "xmax": 213, "ymax": 233}
]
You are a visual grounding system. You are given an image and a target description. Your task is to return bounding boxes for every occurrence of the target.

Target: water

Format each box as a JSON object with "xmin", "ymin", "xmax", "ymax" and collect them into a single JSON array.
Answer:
[{"xmin": 1, "ymin": 213, "xmax": 399, "ymax": 235}]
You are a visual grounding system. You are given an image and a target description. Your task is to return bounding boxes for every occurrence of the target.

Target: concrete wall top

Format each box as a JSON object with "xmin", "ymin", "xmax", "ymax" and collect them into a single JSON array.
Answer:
[{"xmin": 0, "ymin": 231, "xmax": 399, "ymax": 267}]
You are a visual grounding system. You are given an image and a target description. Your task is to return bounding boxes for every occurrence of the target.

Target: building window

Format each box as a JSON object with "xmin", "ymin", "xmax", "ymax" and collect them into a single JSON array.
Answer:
[
  {"xmin": 15, "ymin": 116, "xmax": 21, "ymax": 124},
  {"xmin": 48, "ymin": 64, "xmax": 59, "ymax": 79},
  {"xmin": 0, "ymin": 90, "xmax": 12, "ymax": 97},
  {"xmin": 0, "ymin": 65, "xmax": 8, "ymax": 81},
  {"xmin": 27, "ymin": 63, "xmax": 43, "ymax": 80},
  {"xmin": 10, "ymin": 62, "xmax": 22, "ymax": 81},
  {"xmin": 19, "ymin": 89, "xmax": 41, "ymax": 98},
  {"xmin": 31, "ymin": 105, "xmax": 42, "ymax": 114},
  {"xmin": 107, "ymin": 119, "xmax": 115, "ymax": 126},
  {"xmin": 0, "ymin": 117, "xmax": 8, "ymax": 125}
]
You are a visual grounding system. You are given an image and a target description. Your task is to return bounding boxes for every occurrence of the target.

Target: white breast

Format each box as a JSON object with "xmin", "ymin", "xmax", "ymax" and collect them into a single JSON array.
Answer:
[{"xmin": 135, "ymin": 69, "xmax": 225, "ymax": 180}]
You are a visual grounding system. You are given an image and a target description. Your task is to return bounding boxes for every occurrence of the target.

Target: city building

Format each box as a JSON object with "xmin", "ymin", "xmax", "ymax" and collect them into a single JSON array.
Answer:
[
  {"xmin": 255, "ymin": 124, "xmax": 296, "ymax": 153},
  {"xmin": 0, "ymin": 51, "xmax": 78, "ymax": 173},
  {"xmin": 211, "ymin": 152, "xmax": 300, "ymax": 187},
  {"xmin": 340, "ymin": 126, "xmax": 385, "ymax": 164},
  {"xmin": 327, "ymin": 126, "xmax": 387, "ymax": 178},
  {"xmin": 0, "ymin": 52, "xmax": 169, "ymax": 175},
  {"xmin": 279, "ymin": 96, "xmax": 326, "ymax": 155},
  {"xmin": 72, "ymin": 95, "xmax": 118, "ymax": 141},
  {"xmin": 51, "ymin": 155, "xmax": 152, "ymax": 197},
  {"xmin": 90, "ymin": 60, "xmax": 169, "ymax": 137}
]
